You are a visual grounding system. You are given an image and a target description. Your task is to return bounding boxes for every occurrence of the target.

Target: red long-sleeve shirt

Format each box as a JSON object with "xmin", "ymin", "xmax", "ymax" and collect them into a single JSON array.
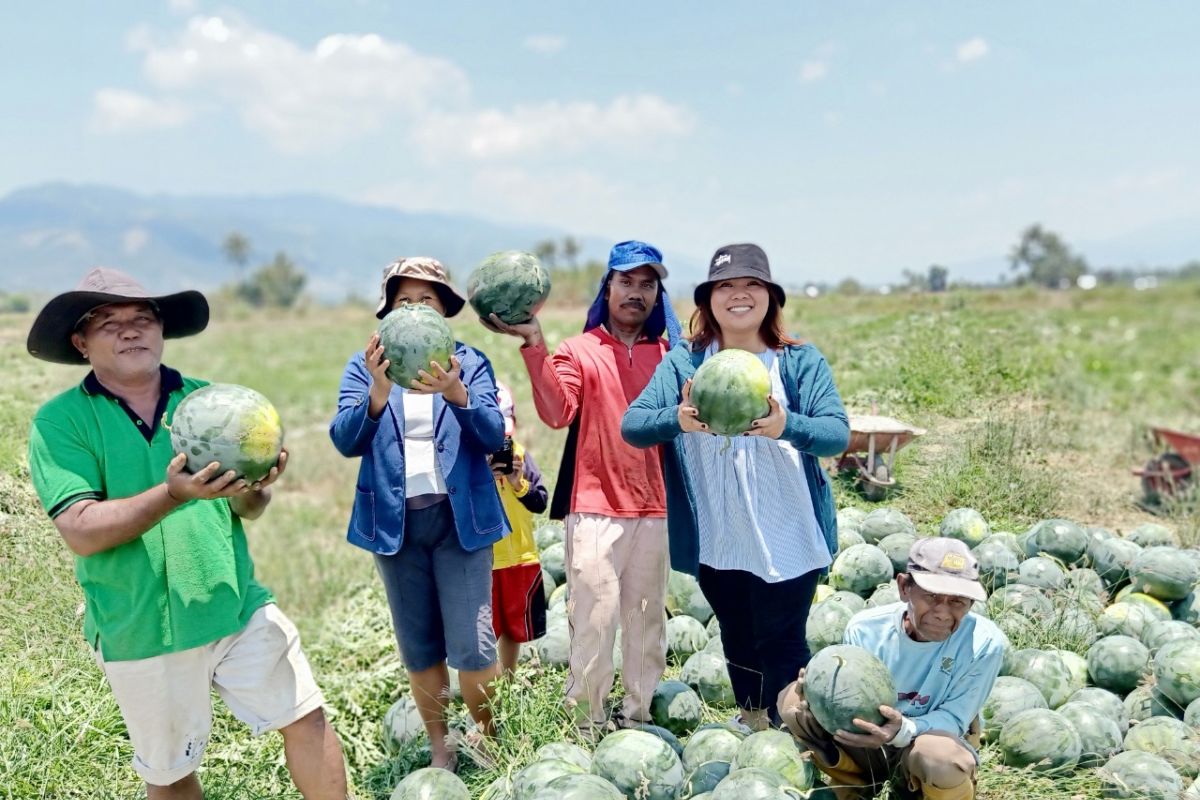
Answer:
[{"xmin": 521, "ymin": 327, "xmax": 667, "ymax": 518}]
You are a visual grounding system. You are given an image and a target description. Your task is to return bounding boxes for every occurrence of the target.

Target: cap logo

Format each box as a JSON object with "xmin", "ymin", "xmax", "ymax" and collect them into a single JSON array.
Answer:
[
  {"xmin": 713, "ymin": 253, "xmax": 732, "ymax": 268},
  {"xmin": 940, "ymin": 553, "xmax": 966, "ymax": 570}
]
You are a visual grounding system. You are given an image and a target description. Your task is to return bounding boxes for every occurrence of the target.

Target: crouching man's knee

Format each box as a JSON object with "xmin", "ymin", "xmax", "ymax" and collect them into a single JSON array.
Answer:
[{"xmin": 905, "ymin": 732, "xmax": 975, "ymax": 791}]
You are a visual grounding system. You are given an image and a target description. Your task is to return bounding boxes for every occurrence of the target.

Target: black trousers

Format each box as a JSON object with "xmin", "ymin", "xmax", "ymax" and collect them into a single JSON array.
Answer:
[{"xmin": 698, "ymin": 564, "xmax": 822, "ymax": 722}]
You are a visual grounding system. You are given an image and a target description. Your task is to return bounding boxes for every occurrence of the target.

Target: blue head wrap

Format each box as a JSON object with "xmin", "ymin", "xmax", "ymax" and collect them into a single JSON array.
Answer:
[{"xmin": 583, "ymin": 240, "xmax": 683, "ymax": 347}]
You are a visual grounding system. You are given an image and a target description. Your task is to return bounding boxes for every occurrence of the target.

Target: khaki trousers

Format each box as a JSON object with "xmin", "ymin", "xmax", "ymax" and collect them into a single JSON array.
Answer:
[
  {"xmin": 777, "ymin": 679, "xmax": 979, "ymax": 800},
  {"xmin": 563, "ymin": 513, "xmax": 669, "ymax": 725}
]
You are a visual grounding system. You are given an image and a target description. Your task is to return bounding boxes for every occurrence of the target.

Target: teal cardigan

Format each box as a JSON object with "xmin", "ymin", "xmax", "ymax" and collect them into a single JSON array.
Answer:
[{"xmin": 621, "ymin": 342, "xmax": 850, "ymax": 577}]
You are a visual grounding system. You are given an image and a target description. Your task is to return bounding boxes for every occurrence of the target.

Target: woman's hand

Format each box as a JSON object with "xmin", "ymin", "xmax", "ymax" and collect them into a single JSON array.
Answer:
[
  {"xmin": 747, "ymin": 395, "xmax": 786, "ymax": 439},
  {"xmin": 678, "ymin": 379, "xmax": 709, "ymax": 433},
  {"xmin": 410, "ymin": 356, "xmax": 468, "ymax": 407},
  {"xmin": 365, "ymin": 333, "xmax": 394, "ymax": 417}
]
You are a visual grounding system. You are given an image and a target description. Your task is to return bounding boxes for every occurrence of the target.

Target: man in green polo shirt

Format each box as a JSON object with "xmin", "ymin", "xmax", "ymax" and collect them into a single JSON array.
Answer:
[{"xmin": 26, "ymin": 268, "xmax": 347, "ymax": 799}]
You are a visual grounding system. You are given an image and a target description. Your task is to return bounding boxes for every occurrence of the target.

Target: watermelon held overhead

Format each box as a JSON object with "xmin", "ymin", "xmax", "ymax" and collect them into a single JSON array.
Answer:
[
  {"xmin": 467, "ymin": 250, "xmax": 552, "ymax": 325},
  {"xmin": 168, "ymin": 383, "xmax": 283, "ymax": 482},
  {"xmin": 689, "ymin": 349, "xmax": 771, "ymax": 436},
  {"xmin": 377, "ymin": 303, "xmax": 454, "ymax": 387}
]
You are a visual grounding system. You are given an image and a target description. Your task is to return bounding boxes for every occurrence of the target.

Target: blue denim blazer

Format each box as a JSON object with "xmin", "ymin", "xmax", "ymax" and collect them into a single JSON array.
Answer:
[
  {"xmin": 621, "ymin": 342, "xmax": 850, "ymax": 577},
  {"xmin": 329, "ymin": 343, "xmax": 510, "ymax": 555}
]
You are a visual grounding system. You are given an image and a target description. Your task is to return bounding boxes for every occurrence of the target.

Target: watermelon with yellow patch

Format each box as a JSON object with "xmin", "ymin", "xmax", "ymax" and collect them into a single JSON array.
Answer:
[{"xmin": 168, "ymin": 383, "xmax": 283, "ymax": 482}]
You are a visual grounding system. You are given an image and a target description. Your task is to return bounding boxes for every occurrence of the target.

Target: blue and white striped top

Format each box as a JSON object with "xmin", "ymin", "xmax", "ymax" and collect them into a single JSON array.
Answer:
[{"xmin": 680, "ymin": 345, "xmax": 832, "ymax": 583}]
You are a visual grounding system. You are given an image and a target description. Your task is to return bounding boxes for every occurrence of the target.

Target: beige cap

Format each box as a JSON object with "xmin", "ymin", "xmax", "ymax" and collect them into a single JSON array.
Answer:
[{"xmin": 906, "ymin": 537, "xmax": 987, "ymax": 602}]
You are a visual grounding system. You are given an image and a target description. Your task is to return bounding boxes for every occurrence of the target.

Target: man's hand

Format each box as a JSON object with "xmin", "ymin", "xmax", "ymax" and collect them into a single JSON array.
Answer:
[
  {"xmin": 747, "ymin": 395, "xmax": 786, "ymax": 439},
  {"xmin": 249, "ymin": 448, "xmax": 288, "ymax": 493},
  {"xmin": 833, "ymin": 705, "xmax": 905, "ymax": 749},
  {"xmin": 678, "ymin": 379, "xmax": 709, "ymax": 433},
  {"xmin": 165, "ymin": 453, "xmax": 249, "ymax": 502},
  {"xmin": 485, "ymin": 313, "xmax": 544, "ymax": 349},
  {"xmin": 410, "ymin": 356, "xmax": 468, "ymax": 407}
]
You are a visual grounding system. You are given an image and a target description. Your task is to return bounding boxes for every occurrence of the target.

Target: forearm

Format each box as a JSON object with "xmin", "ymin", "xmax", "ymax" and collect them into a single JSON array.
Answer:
[
  {"xmin": 781, "ymin": 411, "xmax": 850, "ymax": 456},
  {"xmin": 229, "ymin": 486, "xmax": 272, "ymax": 520},
  {"xmin": 621, "ymin": 405, "xmax": 682, "ymax": 447},
  {"xmin": 521, "ymin": 342, "xmax": 581, "ymax": 429},
  {"xmin": 55, "ymin": 485, "xmax": 182, "ymax": 557}
]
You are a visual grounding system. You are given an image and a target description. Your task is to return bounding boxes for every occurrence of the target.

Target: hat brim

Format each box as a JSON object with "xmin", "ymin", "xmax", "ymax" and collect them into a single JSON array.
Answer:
[
  {"xmin": 694, "ymin": 278, "xmax": 786, "ymax": 308},
  {"xmin": 611, "ymin": 260, "xmax": 668, "ymax": 280},
  {"xmin": 376, "ymin": 277, "xmax": 467, "ymax": 319},
  {"xmin": 27, "ymin": 290, "xmax": 209, "ymax": 365},
  {"xmin": 909, "ymin": 571, "xmax": 987, "ymax": 602}
]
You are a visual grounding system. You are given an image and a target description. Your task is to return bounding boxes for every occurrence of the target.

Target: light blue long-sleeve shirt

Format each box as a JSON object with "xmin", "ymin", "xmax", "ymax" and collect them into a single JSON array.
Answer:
[{"xmin": 844, "ymin": 603, "xmax": 1007, "ymax": 739}]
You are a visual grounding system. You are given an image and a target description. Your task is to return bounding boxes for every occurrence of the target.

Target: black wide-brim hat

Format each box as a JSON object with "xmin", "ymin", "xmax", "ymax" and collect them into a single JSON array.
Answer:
[
  {"xmin": 27, "ymin": 267, "xmax": 209, "ymax": 364},
  {"xmin": 694, "ymin": 242, "xmax": 786, "ymax": 307}
]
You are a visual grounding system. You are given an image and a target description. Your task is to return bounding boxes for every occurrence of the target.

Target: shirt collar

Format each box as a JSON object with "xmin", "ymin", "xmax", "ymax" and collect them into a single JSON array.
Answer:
[{"xmin": 82, "ymin": 365, "xmax": 184, "ymax": 398}]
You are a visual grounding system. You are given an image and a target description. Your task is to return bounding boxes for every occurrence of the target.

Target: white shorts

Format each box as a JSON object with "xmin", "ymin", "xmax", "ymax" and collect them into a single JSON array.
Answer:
[{"xmin": 94, "ymin": 604, "xmax": 325, "ymax": 786}]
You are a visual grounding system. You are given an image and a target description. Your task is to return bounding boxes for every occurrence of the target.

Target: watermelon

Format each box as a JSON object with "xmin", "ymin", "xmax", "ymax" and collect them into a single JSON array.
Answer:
[
  {"xmin": 1007, "ymin": 649, "xmax": 1075, "ymax": 708},
  {"xmin": 730, "ymin": 729, "xmax": 816, "ymax": 790},
  {"xmin": 1087, "ymin": 635, "xmax": 1151, "ymax": 694},
  {"xmin": 1126, "ymin": 523, "xmax": 1180, "ymax": 549},
  {"xmin": 650, "ymin": 680, "xmax": 703, "ymax": 736},
  {"xmin": 1068, "ymin": 686, "xmax": 1129, "ymax": 733},
  {"xmin": 536, "ymin": 620, "xmax": 570, "ymax": 666},
  {"xmin": 536, "ymin": 742, "xmax": 593, "ymax": 771},
  {"xmin": 1048, "ymin": 606, "xmax": 1099, "ymax": 647},
  {"xmin": 940, "ymin": 507, "xmax": 990, "ymax": 546},
  {"xmin": 377, "ymin": 303, "xmax": 454, "ymax": 387},
  {"xmin": 1017, "ymin": 556, "xmax": 1066, "ymax": 590},
  {"xmin": 1024, "ymin": 519, "xmax": 1089, "ymax": 564},
  {"xmin": 679, "ymin": 761, "xmax": 731, "ymax": 798},
  {"xmin": 836, "ymin": 527, "xmax": 865, "ymax": 554},
  {"xmin": 514, "ymin": 759, "xmax": 587, "ymax": 800},
  {"xmin": 973, "ymin": 539, "xmax": 1019, "ymax": 592},
  {"xmin": 467, "ymin": 250, "xmax": 552, "ymax": 324},
  {"xmin": 1049, "ymin": 649, "xmax": 1088, "ymax": 696},
  {"xmin": 804, "ymin": 645, "xmax": 896, "ymax": 735},
  {"xmin": 982, "ymin": 676, "xmax": 1049, "ymax": 742},
  {"xmin": 636, "ymin": 724, "xmax": 685, "ymax": 758},
  {"xmin": 590, "ymin": 729, "xmax": 683, "ymax": 800},
  {"xmin": 984, "ymin": 531, "xmax": 1025, "ymax": 558},
  {"xmin": 667, "ymin": 615, "xmax": 710, "ymax": 659},
  {"xmin": 1130, "ymin": 546, "xmax": 1200, "ymax": 601},
  {"xmin": 878, "ymin": 532, "xmax": 918, "ymax": 575},
  {"xmin": 549, "ymin": 583, "xmax": 568, "ymax": 610},
  {"xmin": 1063, "ymin": 567, "xmax": 1105, "ymax": 597},
  {"xmin": 382, "ymin": 696, "xmax": 426, "ymax": 751},
  {"xmin": 1122, "ymin": 716, "xmax": 1200, "ymax": 777},
  {"xmin": 1057, "ymin": 701, "xmax": 1123, "ymax": 766},
  {"xmin": 1142, "ymin": 620, "xmax": 1200, "ymax": 654},
  {"xmin": 689, "ymin": 349, "xmax": 771, "ymax": 436},
  {"xmin": 866, "ymin": 581, "xmax": 900, "ymax": 608},
  {"xmin": 988, "ymin": 584, "xmax": 1053, "ymax": 619},
  {"xmin": 1098, "ymin": 751, "xmax": 1184, "ymax": 800},
  {"xmin": 859, "ymin": 508, "xmax": 916, "ymax": 544},
  {"xmin": 529, "ymin": 774, "xmax": 624, "ymax": 800},
  {"xmin": 1123, "ymin": 685, "xmax": 1185, "ymax": 723},
  {"xmin": 1175, "ymin": 590, "xmax": 1200, "ymax": 625},
  {"xmin": 706, "ymin": 615, "xmax": 721, "ymax": 639},
  {"xmin": 828, "ymin": 544, "xmax": 894, "ymax": 597},
  {"xmin": 805, "ymin": 599, "xmax": 854, "ymax": 653},
  {"xmin": 389, "ymin": 767, "xmax": 470, "ymax": 800},
  {"xmin": 710, "ymin": 768, "xmax": 792, "ymax": 799},
  {"xmin": 541, "ymin": 542, "xmax": 566, "ymax": 586},
  {"xmin": 1186, "ymin": 697, "xmax": 1200, "ymax": 728},
  {"xmin": 829, "ymin": 590, "xmax": 867, "ymax": 613},
  {"xmin": 1153, "ymin": 638, "xmax": 1200, "ymax": 708},
  {"xmin": 997, "ymin": 708, "xmax": 1082, "ymax": 772},
  {"xmin": 1090, "ymin": 537, "xmax": 1143, "ymax": 588},
  {"xmin": 682, "ymin": 728, "xmax": 742, "ymax": 772},
  {"xmin": 1099, "ymin": 602, "xmax": 1158, "ymax": 639},
  {"xmin": 838, "ymin": 507, "xmax": 867, "ymax": 532},
  {"xmin": 534, "ymin": 521, "xmax": 564, "ymax": 550},
  {"xmin": 680, "ymin": 651, "xmax": 735, "ymax": 706},
  {"xmin": 667, "ymin": 571, "xmax": 715, "ymax": 624},
  {"xmin": 168, "ymin": 383, "xmax": 283, "ymax": 481}
]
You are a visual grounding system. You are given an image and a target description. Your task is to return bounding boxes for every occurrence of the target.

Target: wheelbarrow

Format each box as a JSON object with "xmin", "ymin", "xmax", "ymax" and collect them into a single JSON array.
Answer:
[
  {"xmin": 835, "ymin": 415, "xmax": 926, "ymax": 501},
  {"xmin": 1133, "ymin": 426, "xmax": 1199, "ymax": 503}
]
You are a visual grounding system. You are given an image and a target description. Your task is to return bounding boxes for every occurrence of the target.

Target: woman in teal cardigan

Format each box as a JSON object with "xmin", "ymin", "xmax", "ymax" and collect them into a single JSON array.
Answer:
[{"xmin": 621, "ymin": 243, "xmax": 849, "ymax": 730}]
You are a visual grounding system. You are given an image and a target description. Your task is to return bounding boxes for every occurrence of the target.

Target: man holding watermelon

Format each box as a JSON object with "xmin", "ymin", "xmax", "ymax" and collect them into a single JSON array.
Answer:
[
  {"xmin": 25, "ymin": 268, "xmax": 348, "ymax": 800},
  {"xmin": 489, "ymin": 240, "xmax": 683, "ymax": 733},
  {"xmin": 778, "ymin": 538, "xmax": 1006, "ymax": 800}
]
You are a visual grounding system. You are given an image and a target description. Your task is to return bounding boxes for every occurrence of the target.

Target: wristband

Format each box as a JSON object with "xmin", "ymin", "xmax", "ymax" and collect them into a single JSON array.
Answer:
[
  {"xmin": 886, "ymin": 716, "xmax": 917, "ymax": 749},
  {"xmin": 512, "ymin": 476, "xmax": 531, "ymax": 497}
]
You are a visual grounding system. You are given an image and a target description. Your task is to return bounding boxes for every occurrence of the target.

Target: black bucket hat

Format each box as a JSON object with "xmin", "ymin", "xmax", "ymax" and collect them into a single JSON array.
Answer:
[
  {"xmin": 694, "ymin": 243, "xmax": 786, "ymax": 307},
  {"xmin": 27, "ymin": 267, "xmax": 209, "ymax": 364}
]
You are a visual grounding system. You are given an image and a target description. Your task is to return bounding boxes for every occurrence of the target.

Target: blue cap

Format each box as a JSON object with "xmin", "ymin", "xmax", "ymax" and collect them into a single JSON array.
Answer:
[{"xmin": 607, "ymin": 240, "xmax": 668, "ymax": 280}]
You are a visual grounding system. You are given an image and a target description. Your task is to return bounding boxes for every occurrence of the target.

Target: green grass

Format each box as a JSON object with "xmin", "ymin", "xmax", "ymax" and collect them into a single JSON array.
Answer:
[{"xmin": 1, "ymin": 283, "xmax": 1198, "ymax": 798}]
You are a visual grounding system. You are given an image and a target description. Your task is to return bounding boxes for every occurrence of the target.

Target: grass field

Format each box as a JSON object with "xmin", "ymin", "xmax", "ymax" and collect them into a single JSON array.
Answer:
[{"xmin": 1, "ymin": 283, "xmax": 1198, "ymax": 798}]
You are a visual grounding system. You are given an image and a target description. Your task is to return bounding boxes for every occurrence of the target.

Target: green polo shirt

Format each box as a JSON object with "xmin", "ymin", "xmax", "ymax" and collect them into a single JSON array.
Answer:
[{"xmin": 28, "ymin": 366, "xmax": 273, "ymax": 661}]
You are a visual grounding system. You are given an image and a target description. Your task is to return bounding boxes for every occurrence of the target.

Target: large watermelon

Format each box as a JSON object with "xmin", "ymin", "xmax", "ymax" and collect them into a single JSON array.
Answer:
[
  {"xmin": 1153, "ymin": 638, "xmax": 1200, "ymax": 708},
  {"xmin": 1086, "ymin": 635, "xmax": 1151, "ymax": 695},
  {"xmin": 590, "ymin": 729, "xmax": 683, "ymax": 800},
  {"xmin": 667, "ymin": 570, "xmax": 715, "ymax": 624},
  {"xmin": 1143, "ymin": 620, "xmax": 1200, "ymax": 654},
  {"xmin": 1130, "ymin": 546, "xmax": 1200, "ymax": 601},
  {"xmin": 1125, "ymin": 523, "xmax": 1180, "ymax": 548},
  {"xmin": 730, "ymin": 729, "xmax": 816, "ymax": 790},
  {"xmin": 536, "ymin": 742, "xmax": 593, "ymax": 771},
  {"xmin": 710, "ymin": 768, "xmax": 792, "ymax": 799},
  {"xmin": 377, "ymin": 303, "xmax": 454, "ymax": 387},
  {"xmin": 514, "ymin": 759, "xmax": 587, "ymax": 800},
  {"xmin": 1056, "ymin": 701, "xmax": 1123, "ymax": 766},
  {"xmin": 682, "ymin": 728, "xmax": 742, "ymax": 772},
  {"xmin": 679, "ymin": 761, "xmax": 731, "ymax": 798},
  {"xmin": 828, "ymin": 544, "xmax": 894, "ymax": 597},
  {"xmin": 1122, "ymin": 716, "xmax": 1200, "ymax": 777},
  {"xmin": 1017, "ymin": 556, "xmax": 1066, "ymax": 590},
  {"xmin": 389, "ymin": 767, "xmax": 470, "ymax": 800},
  {"xmin": 667, "ymin": 615, "xmax": 710, "ymax": 659},
  {"xmin": 940, "ymin": 507, "xmax": 990, "ymax": 546},
  {"xmin": 467, "ymin": 250, "xmax": 552, "ymax": 324},
  {"xmin": 1007, "ymin": 649, "xmax": 1075, "ymax": 708},
  {"xmin": 1024, "ymin": 519, "xmax": 1089, "ymax": 564},
  {"xmin": 804, "ymin": 645, "xmax": 896, "ymax": 735},
  {"xmin": 973, "ymin": 539, "xmax": 1019, "ymax": 592},
  {"xmin": 650, "ymin": 680, "xmax": 703, "ymax": 736},
  {"xmin": 879, "ymin": 532, "xmax": 918, "ymax": 575},
  {"xmin": 529, "ymin": 773, "xmax": 624, "ymax": 800},
  {"xmin": 1098, "ymin": 751, "xmax": 1184, "ymax": 800},
  {"xmin": 859, "ymin": 508, "xmax": 916, "ymax": 544},
  {"xmin": 680, "ymin": 651, "xmax": 735, "ymax": 706},
  {"xmin": 382, "ymin": 695, "xmax": 425, "ymax": 751},
  {"xmin": 997, "ymin": 708, "xmax": 1082, "ymax": 772},
  {"xmin": 1068, "ymin": 686, "xmax": 1129, "ymax": 734},
  {"xmin": 805, "ymin": 598, "xmax": 855, "ymax": 653},
  {"xmin": 1090, "ymin": 537, "xmax": 1143, "ymax": 588},
  {"xmin": 982, "ymin": 676, "xmax": 1048, "ymax": 742},
  {"xmin": 689, "ymin": 349, "xmax": 771, "ymax": 436},
  {"xmin": 168, "ymin": 383, "xmax": 283, "ymax": 481}
]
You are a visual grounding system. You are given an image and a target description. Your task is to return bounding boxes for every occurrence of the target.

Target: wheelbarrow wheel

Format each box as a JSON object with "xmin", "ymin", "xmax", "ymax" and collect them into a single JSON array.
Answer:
[
  {"xmin": 1141, "ymin": 453, "xmax": 1192, "ymax": 503},
  {"xmin": 862, "ymin": 463, "xmax": 891, "ymax": 502}
]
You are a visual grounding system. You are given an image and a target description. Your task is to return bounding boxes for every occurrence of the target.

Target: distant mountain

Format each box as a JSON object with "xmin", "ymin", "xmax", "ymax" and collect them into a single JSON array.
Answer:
[{"xmin": 0, "ymin": 182, "xmax": 706, "ymax": 301}]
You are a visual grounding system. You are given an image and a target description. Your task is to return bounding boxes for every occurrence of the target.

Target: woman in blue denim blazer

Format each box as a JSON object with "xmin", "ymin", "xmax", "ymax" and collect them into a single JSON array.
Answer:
[
  {"xmin": 330, "ymin": 257, "xmax": 508, "ymax": 771},
  {"xmin": 622, "ymin": 244, "xmax": 849, "ymax": 732}
]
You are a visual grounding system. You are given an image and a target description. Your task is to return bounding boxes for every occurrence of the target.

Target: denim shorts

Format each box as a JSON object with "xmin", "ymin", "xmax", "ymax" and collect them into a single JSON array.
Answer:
[{"xmin": 374, "ymin": 499, "xmax": 497, "ymax": 672}]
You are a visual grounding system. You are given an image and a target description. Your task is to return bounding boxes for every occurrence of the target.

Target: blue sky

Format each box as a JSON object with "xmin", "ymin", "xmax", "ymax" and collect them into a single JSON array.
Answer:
[{"xmin": 2, "ymin": 1, "xmax": 1198, "ymax": 284}]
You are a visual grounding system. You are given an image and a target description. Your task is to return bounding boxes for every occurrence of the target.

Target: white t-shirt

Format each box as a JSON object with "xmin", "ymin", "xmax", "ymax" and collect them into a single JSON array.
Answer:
[{"xmin": 402, "ymin": 391, "xmax": 447, "ymax": 498}]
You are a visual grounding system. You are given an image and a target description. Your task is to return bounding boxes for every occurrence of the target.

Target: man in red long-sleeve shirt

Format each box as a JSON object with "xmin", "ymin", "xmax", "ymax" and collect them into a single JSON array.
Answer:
[{"xmin": 489, "ymin": 240, "xmax": 683, "ymax": 732}]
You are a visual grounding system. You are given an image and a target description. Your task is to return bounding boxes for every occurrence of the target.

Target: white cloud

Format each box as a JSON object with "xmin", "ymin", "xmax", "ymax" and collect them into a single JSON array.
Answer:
[
  {"xmin": 123, "ymin": 227, "xmax": 151, "ymax": 255},
  {"xmin": 130, "ymin": 15, "xmax": 470, "ymax": 152},
  {"xmin": 91, "ymin": 88, "xmax": 191, "ymax": 133},
  {"xmin": 523, "ymin": 34, "xmax": 565, "ymax": 55},
  {"xmin": 412, "ymin": 93, "xmax": 694, "ymax": 160},
  {"xmin": 800, "ymin": 60, "xmax": 828, "ymax": 83},
  {"xmin": 956, "ymin": 37, "xmax": 989, "ymax": 63}
]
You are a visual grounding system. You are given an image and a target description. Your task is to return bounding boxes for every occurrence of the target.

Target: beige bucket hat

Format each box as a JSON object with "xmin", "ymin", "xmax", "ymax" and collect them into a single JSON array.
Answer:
[{"xmin": 376, "ymin": 257, "xmax": 466, "ymax": 319}]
